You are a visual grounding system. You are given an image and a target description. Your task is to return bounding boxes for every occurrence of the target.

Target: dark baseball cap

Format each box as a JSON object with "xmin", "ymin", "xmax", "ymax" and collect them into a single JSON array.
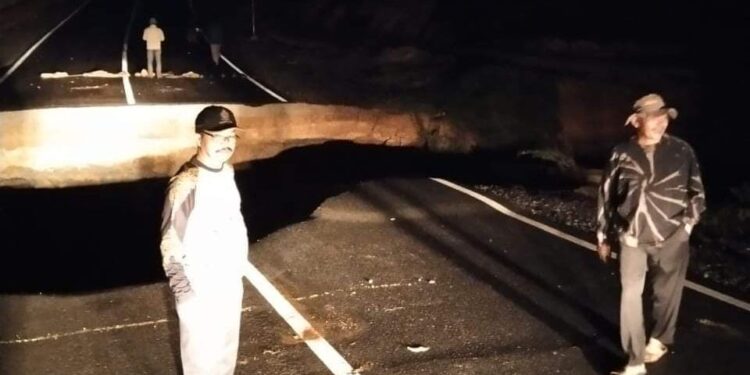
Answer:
[{"xmin": 195, "ymin": 105, "xmax": 237, "ymax": 133}]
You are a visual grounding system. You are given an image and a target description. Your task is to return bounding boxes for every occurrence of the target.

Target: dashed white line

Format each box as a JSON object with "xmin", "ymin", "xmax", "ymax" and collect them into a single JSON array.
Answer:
[
  {"xmin": 431, "ymin": 177, "xmax": 750, "ymax": 313},
  {"xmin": 0, "ymin": 319, "xmax": 169, "ymax": 345},
  {"xmin": 0, "ymin": 280, "xmax": 427, "ymax": 346},
  {"xmin": 0, "ymin": 0, "xmax": 94, "ymax": 86}
]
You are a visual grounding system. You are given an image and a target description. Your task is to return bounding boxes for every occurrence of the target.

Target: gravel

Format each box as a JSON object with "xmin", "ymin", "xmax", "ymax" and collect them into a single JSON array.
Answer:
[
  {"xmin": 473, "ymin": 182, "xmax": 750, "ymax": 301},
  {"xmin": 475, "ymin": 184, "xmax": 598, "ymax": 234}
]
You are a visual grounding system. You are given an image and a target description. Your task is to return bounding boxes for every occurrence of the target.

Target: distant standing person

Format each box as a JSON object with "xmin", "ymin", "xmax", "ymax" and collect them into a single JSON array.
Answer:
[
  {"xmin": 160, "ymin": 106, "xmax": 249, "ymax": 374},
  {"xmin": 207, "ymin": 22, "xmax": 223, "ymax": 75},
  {"xmin": 142, "ymin": 17, "xmax": 165, "ymax": 78},
  {"xmin": 596, "ymin": 93, "xmax": 706, "ymax": 375}
]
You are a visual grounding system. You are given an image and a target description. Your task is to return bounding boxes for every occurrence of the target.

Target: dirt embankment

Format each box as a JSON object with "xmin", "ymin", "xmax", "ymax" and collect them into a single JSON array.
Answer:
[
  {"xmin": 214, "ymin": 0, "xmax": 747, "ymax": 179},
  {"xmin": 230, "ymin": 35, "xmax": 701, "ymax": 162},
  {"xmin": 0, "ymin": 103, "xmax": 475, "ymax": 188}
]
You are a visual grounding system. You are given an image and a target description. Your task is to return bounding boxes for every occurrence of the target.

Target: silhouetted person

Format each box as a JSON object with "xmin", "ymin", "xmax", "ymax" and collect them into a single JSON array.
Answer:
[
  {"xmin": 206, "ymin": 22, "xmax": 224, "ymax": 77},
  {"xmin": 142, "ymin": 17, "xmax": 165, "ymax": 78},
  {"xmin": 597, "ymin": 94, "xmax": 706, "ymax": 375}
]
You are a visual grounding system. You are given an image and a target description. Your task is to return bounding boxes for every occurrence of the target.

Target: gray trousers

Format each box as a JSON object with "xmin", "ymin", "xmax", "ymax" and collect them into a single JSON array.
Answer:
[{"xmin": 619, "ymin": 229, "xmax": 690, "ymax": 365}]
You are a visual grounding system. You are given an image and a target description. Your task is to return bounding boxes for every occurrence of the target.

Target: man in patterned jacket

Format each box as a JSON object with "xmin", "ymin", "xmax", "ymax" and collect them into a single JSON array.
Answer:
[
  {"xmin": 160, "ymin": 105, "xmax": 249, "ymax": 375},
  {"xmin": 596, "ymin": 94, "xmax": 706, "ymax": 375}
]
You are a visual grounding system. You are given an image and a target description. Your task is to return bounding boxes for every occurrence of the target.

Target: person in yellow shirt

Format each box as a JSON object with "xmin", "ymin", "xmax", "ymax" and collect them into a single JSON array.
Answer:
[{"xmin": 142, "ymin": 17, "xmax": 165, "ymax": 78}]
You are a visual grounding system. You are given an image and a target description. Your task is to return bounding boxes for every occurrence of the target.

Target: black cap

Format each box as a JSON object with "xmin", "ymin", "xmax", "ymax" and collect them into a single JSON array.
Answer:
[{"xmin": 195, "ymin": 105, "xmax": 237, "ymax": 133}]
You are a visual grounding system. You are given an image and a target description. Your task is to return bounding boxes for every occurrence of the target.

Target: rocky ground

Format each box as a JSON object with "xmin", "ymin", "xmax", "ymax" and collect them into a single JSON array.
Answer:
[{"xmin": 475, "ymin": 183, "xmax": 750, "ymax": 301}]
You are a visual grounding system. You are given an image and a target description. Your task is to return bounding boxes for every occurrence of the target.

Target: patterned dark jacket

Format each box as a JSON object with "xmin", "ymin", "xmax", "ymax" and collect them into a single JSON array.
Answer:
[{"xmin": 596, "ymin": 134, "xmax": 706, "ymax": 246}]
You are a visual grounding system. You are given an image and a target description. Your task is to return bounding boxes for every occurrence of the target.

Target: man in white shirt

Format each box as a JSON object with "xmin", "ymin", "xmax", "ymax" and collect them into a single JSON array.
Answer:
[
  {"xmin": 160, "ymin": 106, "xmax": 249, "ymax": 374},
  {"xmin": 142, "ymin": 17, "xmax": 165, "ymax": 78}
]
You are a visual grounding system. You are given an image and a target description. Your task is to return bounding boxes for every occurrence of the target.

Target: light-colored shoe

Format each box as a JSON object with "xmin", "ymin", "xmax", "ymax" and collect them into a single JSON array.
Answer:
[
  {"xmin": 610, "ymin": 363, "xmax": 647, "ymax": 375},
  {"xmin": 644, "ymin": 337, "xmax": 668, "ymax": 363}
]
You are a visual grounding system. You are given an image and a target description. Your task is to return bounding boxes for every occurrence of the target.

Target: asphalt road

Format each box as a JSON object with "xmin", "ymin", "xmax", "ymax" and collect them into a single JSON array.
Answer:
[
  {"xmin": 0, "ymin": 0, "xmax": 275, "ymax": 111},
  {"xmin": 0, "ymin": 1, "xmax": 748, "ymax": 374},
  {"xmin": 1, "ymin": 173, "xmax": 748, "ymax": 374}
]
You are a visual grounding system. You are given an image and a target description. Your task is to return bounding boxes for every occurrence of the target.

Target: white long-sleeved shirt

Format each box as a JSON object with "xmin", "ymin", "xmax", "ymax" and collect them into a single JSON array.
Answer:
[{"xmin": 160, "ymin": 157, "xmax": 248, "ymax": 293}]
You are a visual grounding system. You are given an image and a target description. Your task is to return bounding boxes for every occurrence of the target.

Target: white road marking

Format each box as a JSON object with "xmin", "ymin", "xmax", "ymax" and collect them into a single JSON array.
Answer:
[
  {"xmin": 120, "ymin": 0, "xmax": 138, "ymax": 105},
  {"xmin": 0, "ymin": 0, "xmax": 94, "ymax": 86},
  {"xmin": 683, "ymin": 281, "xmax": 750, "ymax": 312},
  {"xmin": 242, "ymin": 262, "xmax": 356, "ymax": 375},
  {"xmin": 431, "ymin": 178, "xmax": 750, "ymax": 313},
  {"xmin": 121, "ymin": 54, "xmax": 135, "ymax": 105},
  {"xmin": 291, "ymin": 280, "xmax": 432, "ymax": 302},
  {"xmin": 219, "ymin": 55, "xmax": 288, "ymax": 102},
  {"xmin": 0, "ymin": 319, "xmax": 169, "ymax": 345},
  {"xmin": 70, "ymin": 84, "xmax": 109, "ymax": 91}
]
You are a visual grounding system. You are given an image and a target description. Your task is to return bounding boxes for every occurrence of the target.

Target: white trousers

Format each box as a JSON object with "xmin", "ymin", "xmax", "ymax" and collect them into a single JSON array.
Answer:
[{"xmin": 176, "ymin": 280, "xmax": 244, "ymax": 375}]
